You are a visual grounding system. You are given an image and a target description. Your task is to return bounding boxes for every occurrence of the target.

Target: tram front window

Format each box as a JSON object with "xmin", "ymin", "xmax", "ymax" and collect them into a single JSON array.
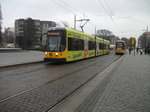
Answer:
[
  {"xmin": 116, "ymin": 45, "xmax": 123, "ymax": 50},
  {"xmin": 46, "ymin": 35, "xmax": 66, "ymax": 52},
  {"xmin": 116, "ymin": 42, "xmax": 124, "ymax": 50}
]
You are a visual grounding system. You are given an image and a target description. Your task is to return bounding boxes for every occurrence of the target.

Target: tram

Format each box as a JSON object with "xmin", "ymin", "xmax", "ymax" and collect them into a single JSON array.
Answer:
[
  {"xmin": 115, "ymin": 40, "xmax": 126, "ymax": 55},
  {"xmin": 41, "ymin": 27, "xmax": 110, "ymax": 62}
]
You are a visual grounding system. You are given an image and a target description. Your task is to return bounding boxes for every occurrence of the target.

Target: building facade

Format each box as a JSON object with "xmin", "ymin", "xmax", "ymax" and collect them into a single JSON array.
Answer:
[
  {"xmin": 138, "ymin": 32, "xmax": 150, "ymax": 49},
  {"xmin": 15, "ymin": 18, "xmax": 56, "ymax": 48}
]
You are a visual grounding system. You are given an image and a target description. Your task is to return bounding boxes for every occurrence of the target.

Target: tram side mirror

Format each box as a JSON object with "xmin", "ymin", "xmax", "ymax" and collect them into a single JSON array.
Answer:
[{"xmin": 40, "ymin": 33, "xmax": 47, "ymax": 51}]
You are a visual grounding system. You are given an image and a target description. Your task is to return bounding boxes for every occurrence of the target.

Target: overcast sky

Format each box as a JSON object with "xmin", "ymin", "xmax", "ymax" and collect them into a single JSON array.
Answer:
[{"xmin": 1, "ymin": 0, "xmax": 150, "ymax": 39}]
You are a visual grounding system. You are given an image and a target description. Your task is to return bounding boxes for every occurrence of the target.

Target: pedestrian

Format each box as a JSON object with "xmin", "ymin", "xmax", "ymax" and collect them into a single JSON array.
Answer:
[
  {"xmin": 129, "ymin": 47, "xmax": 132, "ymax": 55},
  {"xmin": 148, "ymin": 47, "xmax": 150, "ymax": 55},
  {"xmin": 139, "ymin": 49, "xmax": 143, "ymax": 55},
  {"xmin": 136, "ymin": 48, "xmax": 139, "ymax": 54},
  {"xmin": 144, "ymin": 48, "xmax": 147, "ymax": 54}
]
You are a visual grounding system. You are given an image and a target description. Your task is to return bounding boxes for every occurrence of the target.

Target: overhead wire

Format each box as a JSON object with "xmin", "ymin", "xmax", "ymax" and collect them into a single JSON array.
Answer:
[
  {"xmin": 52, "ymin": 0, "xmax": 88, "ymax": 19},
  {"xmin": 97, "ymin": 0, "xmax": 110, "ymax": 17},
  {"xmin": 5, "ymin": 0, "xmax": 129, "ymax": 36},
  {"xmin": 50, "ymin": 0, "xmax": 84, "ymax": 29},
  {"xmin": 50, "ymin": 0, "xmax": 76, "ymax": 28},
  {"xmin": 56, "ymin": 0, "xmax": 102, "ymax": 31},
  {"xmin": 4, "ymin": 0, "xmax": 77, "ymax": 28},
  {"xmin": 5, "ymin": 0, "xmax": 54, "ymax": 18},
  {"xmin": 97, "ymin": 0, "xmax": 122, "ymax": 36},
  {"xmin": 51, "ymin": 0, "xmax": 115, "ymax": 33},
  {"xmin": 51, "ymin": 0, "xmax": 92, "ymax": 31},
  {"xmin": 51, "ymin": 0, "xmax": 75, "ymax": 14},
  {"xmin": 103, "ymin": 0, "xmax": 114, "ymax": 16},
  {"xmin": 58, "ymin": 0, "xmax": 83, "ymax": 15},
  {"xmin": 55, "ymin": 0, "xmax": 117, "ymax": 34},
  {"xmin": 128, "ymin": 0, "xmax": 150, "ymax": 17}
]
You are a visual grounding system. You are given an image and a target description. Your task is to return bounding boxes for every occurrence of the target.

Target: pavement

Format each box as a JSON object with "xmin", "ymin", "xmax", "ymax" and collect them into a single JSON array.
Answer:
[
  {"xmin": 50, "ymin": 52, "xmax": 150, "ymax": 112},
  {"xmin": 0, "ymin": 53, "xmax": 119, "ymax": 112},
  {"xmin": 0, "ymin": 50, "xmax": 44, "ymax": 67},
  {"xmin": 0, "ymin": 51, "xmax": 150, "ymax": 112}
]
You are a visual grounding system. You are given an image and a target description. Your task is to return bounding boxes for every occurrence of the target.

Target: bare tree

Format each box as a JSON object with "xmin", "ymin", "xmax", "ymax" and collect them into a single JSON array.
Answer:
[
  {"xmin": 96, "ymin": 29, "xmax": 113, "ymax": 40},
  {"xmin": 4, "ymin": 28, "xmax": 15, "ymax": 44},
  {"xmin": 96, "ymin": 29, "xmax": 113, "ymax": 41}
]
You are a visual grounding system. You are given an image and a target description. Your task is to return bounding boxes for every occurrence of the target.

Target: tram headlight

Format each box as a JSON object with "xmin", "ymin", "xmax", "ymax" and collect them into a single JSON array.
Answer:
[
  {"xmin": 45, "ymin": 52, "xmax": 48, "ymax": 55},
  {"xmin": 55, "ymin": 52, "xmax": 58, "ymax": 56}
]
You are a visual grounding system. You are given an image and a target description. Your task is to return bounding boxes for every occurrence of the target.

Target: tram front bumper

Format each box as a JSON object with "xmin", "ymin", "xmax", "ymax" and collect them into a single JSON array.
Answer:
[{"xmin": 44, "ymin": 58, "xmax": 66, "ymax": 62}]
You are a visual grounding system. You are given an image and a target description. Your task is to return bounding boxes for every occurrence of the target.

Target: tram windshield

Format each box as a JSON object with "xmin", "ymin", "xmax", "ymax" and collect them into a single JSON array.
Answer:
[
  {"xmin": 116, "ymin": 42, "xmax": 125, "ymax": 50},
  {"xmin": 45, "ymin": 32, "xmax": 66, "ymax": 52}
]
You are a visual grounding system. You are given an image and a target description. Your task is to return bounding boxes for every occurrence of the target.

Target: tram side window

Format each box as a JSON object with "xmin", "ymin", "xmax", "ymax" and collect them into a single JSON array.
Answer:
[
  {"xmin": 101, "ymin": 43, "xmax": 105, "ymax": 49},
  {"xmin": 102, "ymin": 43, "xmax": 105, "ymax": 49},
  {"xmin": 102, "ymin": 43, "xmax": 104, "ymax": 49},
  {"xmin": 89, "ymin": 41, "xmax": 95, "ymax": 50},
  {"xmin": 68, "ymin": 38, "xmax": 84, "ymax": 51},
  {"xmin": 68, "ymin": 38, "xmax": 73, "ymax": 51},
  {"xmin": 73, "ymin": 38, "xmax": 80, "ymax": 50},
  {"xmin": 99, "ymin": 43, "xmax": 103, "ymax": 49},
  {"xmin": 103, "ymin": 44, "xmax": 106, "ymax": 50},
  {"xmin": 79, "ymin": 40, "xmax": 84, "ymax": 50}
]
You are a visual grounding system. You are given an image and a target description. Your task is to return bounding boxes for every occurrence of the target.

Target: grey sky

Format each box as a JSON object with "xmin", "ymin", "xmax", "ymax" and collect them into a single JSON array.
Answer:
[{"xmin": 1, "ymin": 0, "xmax": 150, "ymax": 39}]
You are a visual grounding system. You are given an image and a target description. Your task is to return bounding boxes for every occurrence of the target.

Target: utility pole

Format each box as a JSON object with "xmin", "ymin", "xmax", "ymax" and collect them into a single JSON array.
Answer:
[
  {"xmin": 74, "ymin": 14, "xmax": 76, "ymax": 30},
  {"xmin": 95, "ymin": 27, "xmax": 97, "ymax": 56},
  {"xmin": 0, "ymin": 4, "xmax": 2, "ymax": 46}
]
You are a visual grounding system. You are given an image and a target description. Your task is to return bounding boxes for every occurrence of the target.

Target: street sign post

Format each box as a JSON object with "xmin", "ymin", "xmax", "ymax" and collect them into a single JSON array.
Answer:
[{"xmin": 130, "ymin": 37, "xmax": 136, "ymax": 56}]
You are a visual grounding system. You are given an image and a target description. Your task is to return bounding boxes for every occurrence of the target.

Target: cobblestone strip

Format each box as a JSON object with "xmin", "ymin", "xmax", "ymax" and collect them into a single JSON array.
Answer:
[
  {"xmin": 75, "ymin": 55, "xmax": 150, "ymax": 112},
  {"xmin": 74, "ymin": 55, "xmax": 124, "ymax": 112},
  {"xmin": 0, "ymin": 55, "xmax": 119, "ymax": 112},
  {"xmin": 96, "ymin": 55, "xmax": 150, "ymax": 112}
]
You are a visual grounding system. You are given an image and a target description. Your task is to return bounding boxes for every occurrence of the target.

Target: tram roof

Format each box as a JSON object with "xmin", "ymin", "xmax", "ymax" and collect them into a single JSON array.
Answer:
[
  {"xmin": 47, "ymin": 27, "xmax": 110, "ymax": 43},
  {"xmin": 116, "ymin": 40, "xmax": 125, "ymax": 43}
]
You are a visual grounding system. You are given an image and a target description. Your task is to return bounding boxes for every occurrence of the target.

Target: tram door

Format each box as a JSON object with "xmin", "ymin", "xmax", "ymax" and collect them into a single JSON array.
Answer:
[{"xmin": 84, "ymin": 37, "xmax": 88, "ymax": 58}]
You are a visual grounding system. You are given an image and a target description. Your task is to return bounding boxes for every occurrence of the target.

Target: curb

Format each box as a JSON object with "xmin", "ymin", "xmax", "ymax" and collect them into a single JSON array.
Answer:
[{"xmin": 0, "ymin": 60, "xmax": 45, "ymax": 69}]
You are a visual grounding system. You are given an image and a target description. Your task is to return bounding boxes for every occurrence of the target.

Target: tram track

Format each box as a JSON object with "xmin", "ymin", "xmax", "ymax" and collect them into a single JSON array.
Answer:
[
  {"xmin": 0, "ymin": 55, "xmax": 111, "ymax": 78},
  {"xmin": 0, "ymin": 54, "xmax": 122, "ymax": 112},
  {"xmin": 45, "ymin": 55, "xmax": 124, "ymax": 112},
  {"xmin": 0, "ymin": 55, "xmax": 118, "ymax": 102}
]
